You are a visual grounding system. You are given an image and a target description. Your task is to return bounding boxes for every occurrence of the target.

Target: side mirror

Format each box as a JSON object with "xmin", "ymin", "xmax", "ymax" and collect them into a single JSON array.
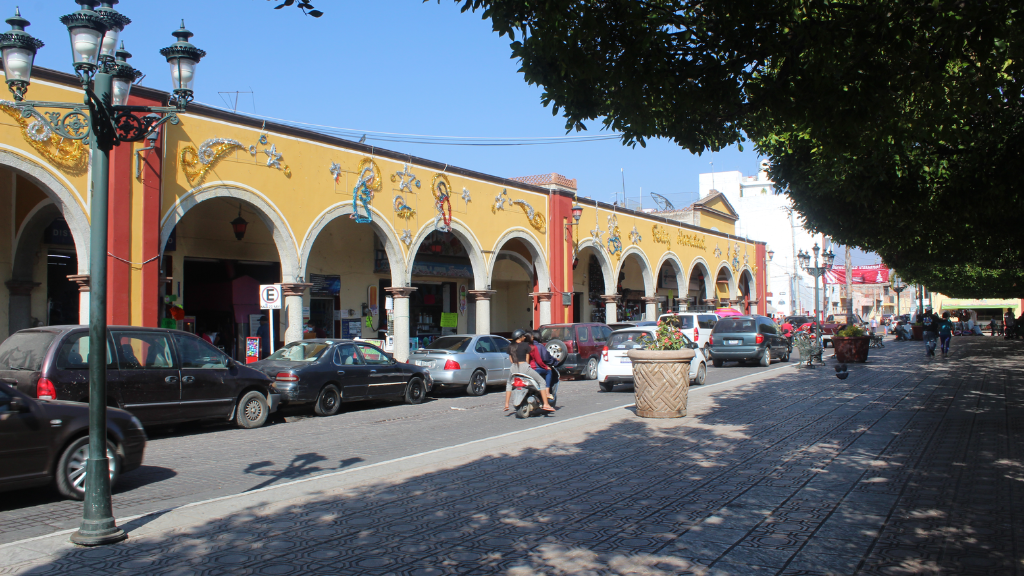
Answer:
[{"xmin": 9, "ymin": 397, "xmax": 27, "ymax": 412}]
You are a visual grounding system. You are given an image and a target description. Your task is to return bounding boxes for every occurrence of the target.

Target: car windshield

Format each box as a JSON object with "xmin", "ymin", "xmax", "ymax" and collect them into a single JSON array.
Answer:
[
  {"xmin": 714, "ymin": 318, "xmax": 756, "ymax": 333},
  {"xmin": 608, "ymin": 331, "xmax": 655, "ymax": 350},
  {"xmin": 659, "ymin": 315, "xmax": 694, "ymax": 329},
  {"xmin": 266, "ymin": 341, "xmax": 329, "ymax": 362},
  {"xmin": 830, "ymin": 315, "xmax": 854, "ymax": 324},
  {"xmin": 540, "ymin": 327, "xmax": 573, "ymax": 341},
  {"xmin": 424, "ymin": 337, "xmax": 472, "ymax": 352},
  {"xmin": 0, "ymin": 330, "xmax": 58, "ymax": 371}
]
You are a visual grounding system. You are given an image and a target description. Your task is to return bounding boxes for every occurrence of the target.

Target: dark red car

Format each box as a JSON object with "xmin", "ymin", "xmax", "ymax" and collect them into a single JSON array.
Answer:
[{"xmin": 537, "ymin": 323, "xmax": 612, "ymax": 380}]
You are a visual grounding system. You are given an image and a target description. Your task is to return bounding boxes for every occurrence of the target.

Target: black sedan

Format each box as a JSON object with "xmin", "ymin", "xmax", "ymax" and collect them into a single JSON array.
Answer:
[
  {"xmin": 251, "ymin": 339, "xmax": 433, "ymax": 416},
  {"xmin": 0, "ymin": 382, "xmax": 146, "ymax": 499}
]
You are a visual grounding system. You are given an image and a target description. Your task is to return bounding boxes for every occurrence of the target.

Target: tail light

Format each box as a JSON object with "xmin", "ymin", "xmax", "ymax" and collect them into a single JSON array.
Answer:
[
  {"xmin": 693, "ymin": 327, "xmax": 699, "ymax": 342},
  {"xmin": 756, "ymin": 333, "xmax": 765, "ymax": 344},
  {"xmin": 512, "ymin": 377, "xmax": 525, "ymax": 389},
  {"xmin": 443, "ymin": 359, "xmax": 461, "ymax": 370},
  {"xmin": 275, "ymin": 372, "xmax": 299, "ymax": 382},
  {"xmin": 709, "ymin": 335, "xmax": 714, "ymax": 346},
  {"xmin": 36, "ymin": 377, "xmax": 56, "ymax": 400},
  {"xmin": 602, "ymin": 346, "xmax": 609, "ymax": 362}
]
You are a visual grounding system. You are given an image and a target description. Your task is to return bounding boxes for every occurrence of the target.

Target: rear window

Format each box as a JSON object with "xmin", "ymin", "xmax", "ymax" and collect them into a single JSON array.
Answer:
[
  {"xmin": 697, "ymin": 315, "xmax": 718, "ymax": 329},
  {"xmin": 540, "ymin": 327, "xmax": 573, "ymax": 342},
  {"xmin": 425, "ymin": 337, "xmax": 472, "ymax": 352},
  {"xmin": 266, "ymin": 341, "xmax": 329, "ymax": 362},
  {"xmin": 608, "ymin": 331, "xmax": 654, "ymax": 350},
  {"xmin": 713, "ymin": 318, "xmax": 756, "ymax": 333},
  {"xmin": 0, "ymin": 331, "xmax": 58, "ymax": 371}
]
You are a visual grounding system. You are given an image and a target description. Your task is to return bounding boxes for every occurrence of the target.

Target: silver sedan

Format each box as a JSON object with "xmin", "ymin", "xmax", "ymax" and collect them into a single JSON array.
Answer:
[{"xmin": 407, "ymin": 334, "xmax": 513, "ymax": 396}]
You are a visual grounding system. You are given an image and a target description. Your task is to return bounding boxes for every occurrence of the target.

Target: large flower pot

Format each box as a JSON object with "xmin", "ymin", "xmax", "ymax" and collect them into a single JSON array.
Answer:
[
  {"xmin": 911, "ymin": 325, "xmax": 924, "ymax": 341},
  {"xmin": 627, "ymin": 349, "xmax": 695, "ymax": 418},
  {"xmin": 832, "ymin": 336, "xmax": 870, "ymax": 363}
]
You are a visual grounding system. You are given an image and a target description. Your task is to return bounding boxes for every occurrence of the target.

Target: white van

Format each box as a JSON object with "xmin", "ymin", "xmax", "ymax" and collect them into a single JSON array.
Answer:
[{"xmin": 656, "ymin": 312, "xmax": 720, "ymax": 353}]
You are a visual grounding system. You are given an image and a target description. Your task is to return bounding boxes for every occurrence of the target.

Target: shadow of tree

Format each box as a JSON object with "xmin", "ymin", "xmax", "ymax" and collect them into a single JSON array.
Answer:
[{"xmin": 9, "ymin": 337, "xmax": 1020, "ymax": 576}]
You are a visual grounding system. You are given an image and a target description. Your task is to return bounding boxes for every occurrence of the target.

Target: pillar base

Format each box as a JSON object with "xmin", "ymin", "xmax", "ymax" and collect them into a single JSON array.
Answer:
[{"xmin": 70, "ymin": 523, "xmax": 126, "ymax": 547}]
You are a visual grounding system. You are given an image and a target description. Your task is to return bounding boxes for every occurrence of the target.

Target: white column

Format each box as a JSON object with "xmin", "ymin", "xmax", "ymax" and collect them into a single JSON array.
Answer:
[
  {"xmin": 386, "ymin": 287, "xmax": 417, "ymax": 362},
  {"xmin": 469, "ymin": 290, "xmax": 496, "ymax": 335},
  {"xmin": 67, "ymin": 275, "xmax": 90, "ymax": 325},
  {"xmin": 642, "ymin": 296, "xmax": 659, "ymax": 321},
  {"xmin": 531, "ymin": 292, "xmax": 553, "ymax": 328},
  {"xmin": 602, "ymin": 294, "xmax": 619, "ymax": 324},
  {"xmin": 281, "ymin": 283, "xmax": 312, "ymax": 345}
]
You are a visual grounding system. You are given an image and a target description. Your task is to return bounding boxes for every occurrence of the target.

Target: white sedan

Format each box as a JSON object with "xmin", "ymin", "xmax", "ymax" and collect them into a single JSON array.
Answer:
[{"xmin": 596, "ymin": 327, "xmax": 708, "ymax": 392}]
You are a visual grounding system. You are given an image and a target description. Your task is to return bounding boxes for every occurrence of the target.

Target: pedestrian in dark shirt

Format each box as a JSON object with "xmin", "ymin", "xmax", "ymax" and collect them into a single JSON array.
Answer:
[{"xmin": 921, "ymin": 307, "xmax": 939, "ymax": 357}]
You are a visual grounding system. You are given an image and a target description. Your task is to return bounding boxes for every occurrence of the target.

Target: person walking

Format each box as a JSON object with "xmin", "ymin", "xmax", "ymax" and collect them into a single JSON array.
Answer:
[
  {"xmin": 256, "ymin": 315, "xmax": 271, "ymax": 359},
  {"xmin": 1005, "ymin": 308, "xmax": 1017, "ymax": 338},
  {"xmin": 938, "ymin": 312, "xmax": 954, "ymax": 357},
  {"xmin": 870, "ymin": 316, "xmax": 878, "ymax": 334},
  {"xmin": 921, "ymin": 307, "xmax": 939, "ymax": 357}
]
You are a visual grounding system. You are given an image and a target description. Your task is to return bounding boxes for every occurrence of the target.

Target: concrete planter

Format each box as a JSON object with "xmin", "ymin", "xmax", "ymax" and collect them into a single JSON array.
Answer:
[
  {"xmin": 627, "ymin": 349, "xmax": 695, "ymax": 418},
  {"xmin": 833, "ymin": 336, "xmax": 871, "ymax": 363}
]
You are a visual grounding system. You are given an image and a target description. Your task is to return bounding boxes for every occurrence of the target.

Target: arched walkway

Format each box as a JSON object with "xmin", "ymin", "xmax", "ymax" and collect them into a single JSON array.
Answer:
[
  {"xmin": 405, "ymin": 218, "xmax": 486, "ymax": 289},
  {"xmin": 715, "ymin": 264, "xmax": 736, "ymax": 307},
  {"xmin": 160, "ymin": 184, "xmax": 301, "ymax": 281},
  {"xmin": 738, "ymin": 267, "xmax": 757, "ymax": 314},
  {"xmin": 687, "ymin": 257, "xmax": 715, "ymax": 307},
  {"xmin": 656, "ymin": 252, "xmax": 686, "ymax": 312},
  {"xmin": 2, "ymin": 151, "xmax": 91, "ymax": 335},
  {"xmin": 615, "ymin": 247, "xmax": 655, "ymax": 297},
  {"xmin": 298, "ymin": 203, "xmax": 406, "ymax": 282},
  {"xmin": 486, "ymin": 228, "xmax": 551, "ymax": 328},
  {"xmin": 575, "ymin": 238, "xmax": 615, "ymax": 294}
]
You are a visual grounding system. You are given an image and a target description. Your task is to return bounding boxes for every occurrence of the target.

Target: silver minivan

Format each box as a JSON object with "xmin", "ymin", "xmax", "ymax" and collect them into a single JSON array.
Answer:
[{"xmin": 656, "ymin": 313, "xmax": 720, "ymax": 354}]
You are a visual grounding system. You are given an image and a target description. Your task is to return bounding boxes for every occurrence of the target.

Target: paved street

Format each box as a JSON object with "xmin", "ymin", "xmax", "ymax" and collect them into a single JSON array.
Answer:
[
  {"xmin": 2, "ymin": 336, "xmax": 1021, "ymax": 575},
  {"xmin": 0, "ymin": 358, "xmax": 785, "ymax": 545}
]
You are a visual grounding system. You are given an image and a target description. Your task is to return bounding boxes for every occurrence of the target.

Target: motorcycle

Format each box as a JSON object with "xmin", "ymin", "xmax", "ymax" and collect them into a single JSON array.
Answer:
[{"xmin": 509, "ymin": 368, "xmax": 559, "ymax": 419}]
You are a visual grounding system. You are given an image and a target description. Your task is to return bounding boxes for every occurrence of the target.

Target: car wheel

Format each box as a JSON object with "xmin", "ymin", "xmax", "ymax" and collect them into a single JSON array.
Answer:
[
  {"xmin": 692, "ymin": 362, "xmax": 707, "ymax": 386},
  {"xmin": 599, "ymin": 382, "xmax": 615, "ymax": 392},
  {"xmin": 759, "ymin": 347, "xmax": 771, "ymax": 367},
  {"xmin": 702, "ymin": 344, "xmax": 711, "ymax": 360},
  {"xmin": 466, "ymin": 370, "xmax": 488, "ymax": 397},
  {"xmin": 405, "ymin": 377, "xmax": 426, "ymax": 405},
  {"xmin": 314, "ymin": 384, "xmax": 341, "ymax": 417},
  {"xmin": 546, "ymin": 339, "xmax": 568, "ymax": 367},
  {"xmin": 236, "ymin": 391, "xmax": 269, "ymax": 428},
  {"xmin": 56, "ymin": 436, "xmax": 119, "ymax": 500},
  {"xmin": 713, "ymin": 359, "xmax": 724, "ymax": 368},
  {"xmin": 585, "ymin": 358, "xmax": 599, "ymax": 380}
]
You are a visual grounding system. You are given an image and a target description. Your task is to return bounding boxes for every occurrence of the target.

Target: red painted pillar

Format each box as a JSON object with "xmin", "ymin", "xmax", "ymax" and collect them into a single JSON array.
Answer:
[
  {"xmin": 107, "ymin": 132, "xmax": 132, "ymax": 325},
  {"xmin": 131, "ymin": 95, "xmax": 165, "ymax": 328},
  {"xmin": 548, "ymin": 193, "xmax": 574, "ymax": 325},
  {"xmin": 756, "ymin": 243, "xmax": 767, "ymax": 316}
]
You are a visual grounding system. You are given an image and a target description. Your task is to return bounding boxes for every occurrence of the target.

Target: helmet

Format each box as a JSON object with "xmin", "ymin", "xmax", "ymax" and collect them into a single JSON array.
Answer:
[
  {"xmin": 530, "ymin": 330, "xmax": 542, "ymax": 342},
  {"xmin": 511, "ymin": 329, "xmax": 527, "ymax": 341}
]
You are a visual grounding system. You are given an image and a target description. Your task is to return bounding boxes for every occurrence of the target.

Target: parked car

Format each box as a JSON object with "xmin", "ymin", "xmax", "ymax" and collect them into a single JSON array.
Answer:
[
  {"xmin": 596, "ymin": 327, "xmax": 707, "ymax": 392},
  {"xmin": 656, "ymin": 312, "xmax": 720, "ymax": 355},
  {"xmin": 0, "ymin": 381, "xmax": 146, "ymax": 500},
  {"xmin": 407, "ymin": 334, "xmax": 511, "ymax": 396},
  {"xmin": 709, "ymin": 315, "xmax": 791, "ymax": 367},
  {"xmin": 820, "ymin": 313, "xmax": 867, "ymax": 347},
  {"xmin": 0, "ymin": 326, "xmax": 279, "ymax": 429},
  {"xmin": 537, "ymin": 323, "xmax": 612, "ymax": 380},
  {"xmin": 251, "ymin": 339, "xmax": 432, "ymax": 415},
  {"xmin": 607, "ymin": 321, "xmax": 657, "ymax": 332}
]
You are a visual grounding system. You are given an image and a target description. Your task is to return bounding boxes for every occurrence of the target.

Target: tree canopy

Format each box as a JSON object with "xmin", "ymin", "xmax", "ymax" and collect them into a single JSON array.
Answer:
[{"xmin": 448, "ymin": 0, "xmax": 1024, "ymax": 297}]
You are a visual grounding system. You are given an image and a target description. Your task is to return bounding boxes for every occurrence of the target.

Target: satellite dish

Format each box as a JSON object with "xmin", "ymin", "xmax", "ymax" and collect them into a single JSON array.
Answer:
[{"xmin": 650, "ymin": 192, "xmax": 675, "ymax": 211}]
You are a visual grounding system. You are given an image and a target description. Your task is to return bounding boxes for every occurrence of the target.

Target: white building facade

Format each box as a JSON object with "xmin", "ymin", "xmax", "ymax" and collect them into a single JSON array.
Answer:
[{"xmin": 698, "ymin": 161, "xmax": 823, "ymax": 317}]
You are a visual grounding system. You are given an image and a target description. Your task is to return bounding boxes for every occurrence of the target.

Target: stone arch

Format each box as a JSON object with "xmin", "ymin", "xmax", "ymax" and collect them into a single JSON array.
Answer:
[
  {"xmin": 686, "ymin": 257, "xmax": 715, "ymax": 304},
  {"xmin": 714, "ymin": 263, "xmax": 737, "ymax": 305},
  {"xmin": 159, "ymin": 183, "xmax": 300, "ymax": 282},
  {"xmin": 656, "ymin": 251, "xmax": 685, "ymax": 286},
  {"xmin": 614, "ymin": 246, "xmax": 656, "ymax": 297},
  {"xmin": 494, "ymin": 250, "xmax": 533, "ymax": 280},
  {"xmin": 0, "ymin": 148, "xmax": 90, "ymax": 273},
  {"xmin": 575, "ymin": 238, "xmax": 615, "ymax": 294},
  {"xmin": 737, "ymin": 266, "xmax": 757, "ymax": 313},
  {"xmin": 485, "ymin": 228, "xmax": 550, "ymax": 292},
  {"xmin": 405, "ymin": 218, "xmax": 486, "ymax": 289},
  {"xmin": 298, "ymin": 203, "xmax": 406, "ymax": 283}
]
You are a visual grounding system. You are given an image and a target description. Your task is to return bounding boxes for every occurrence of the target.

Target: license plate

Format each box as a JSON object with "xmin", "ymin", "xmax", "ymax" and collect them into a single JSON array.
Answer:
[
  {"xmin": 619, "ymin": 358, "xmax": 632, "ymax": 363},
  {"xmin": 414, "ymin": 360, "xmax": 432, "ymax": 367},
  {"xmin": 725, "ymin": 339, "xmax": 741, "ymax": 345}
]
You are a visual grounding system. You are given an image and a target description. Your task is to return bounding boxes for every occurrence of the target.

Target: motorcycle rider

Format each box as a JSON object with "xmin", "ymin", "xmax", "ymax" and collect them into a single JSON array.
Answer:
[
  {"xmin": 503, "ymin": 329, "xmax": 555, "ymax": 413},
  {"xmin": 525, "ymin": 333, "xmax": 553, "ymax": 390}
]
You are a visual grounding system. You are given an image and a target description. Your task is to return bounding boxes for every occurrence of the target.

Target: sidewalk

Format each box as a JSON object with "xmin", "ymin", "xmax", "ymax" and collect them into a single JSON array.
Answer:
[{"xmin": 1, "ymin": 336, "xmax": 1020, "ymax": 575}]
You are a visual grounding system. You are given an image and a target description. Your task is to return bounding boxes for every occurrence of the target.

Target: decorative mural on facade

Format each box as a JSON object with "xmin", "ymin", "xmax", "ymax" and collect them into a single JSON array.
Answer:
[
  {"xmin": 351, "ymin": 157, "xmax": 382, "ymax": 224},
  {"xmin": 676, "ymin": 231, "xmax": 707, "ymax": 250},
  {"xmin": 431, "ymin": 173, "xmax": 453, "ymax": 232},
  {"xmin": 180, "ymin": 131, "xmax": 291, "ymax": 187},
  {"xmin": 0, "ymin": 101, "xmax": 88, "ymax": 173}
]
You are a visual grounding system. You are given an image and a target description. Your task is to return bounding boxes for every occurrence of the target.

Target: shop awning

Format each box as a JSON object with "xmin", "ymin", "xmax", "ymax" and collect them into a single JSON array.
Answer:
[{"xmin": 939, "ymin": 298, "xmax": 1019, "ymax": 311}]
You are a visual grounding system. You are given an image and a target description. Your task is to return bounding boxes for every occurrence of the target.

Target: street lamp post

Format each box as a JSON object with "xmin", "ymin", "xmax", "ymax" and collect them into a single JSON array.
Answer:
[
  {"xmin": 891, "ymin": 275, "xmax": 907, "ymax": 318},
  {"xmin": 798, "ymin": 244, "xmax": 835, "ymax": 357},
  {"xmin": 1, "ymin": 1, "xmax": 204, "ymax": 546}
]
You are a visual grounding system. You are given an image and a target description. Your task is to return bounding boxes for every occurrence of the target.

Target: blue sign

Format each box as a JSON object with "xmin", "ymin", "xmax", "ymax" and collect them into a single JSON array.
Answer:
[{"xmin": 43, "ymin": 218, "xmax": 74, "ymax": 246}]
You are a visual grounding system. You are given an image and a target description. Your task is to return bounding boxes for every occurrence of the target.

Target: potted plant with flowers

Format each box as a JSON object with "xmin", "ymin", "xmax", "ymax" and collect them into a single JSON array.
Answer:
[
  {"xmin": 832, "ymin": 324, "xmax": 871, "ymax": 362},
  {"xmin": 627, "ymin": 317, "xmax": 696, "ymax": 418}
]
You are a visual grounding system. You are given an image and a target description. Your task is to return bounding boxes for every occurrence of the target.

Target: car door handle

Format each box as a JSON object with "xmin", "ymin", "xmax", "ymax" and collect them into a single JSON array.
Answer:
[
  {"xmin": 369, "ymin": 369, "xmax": 377, "ymax": 374},
  {"xmin": 336, "ymin": 370, "xmax": 345, "ymax": 376},
  {"xmin": 164, "ymin": 376, "xmax": 178, "ymax": 383},
  {"xmin": 182, "ymin": 376, "xmax": 195, "ymax": 383}
]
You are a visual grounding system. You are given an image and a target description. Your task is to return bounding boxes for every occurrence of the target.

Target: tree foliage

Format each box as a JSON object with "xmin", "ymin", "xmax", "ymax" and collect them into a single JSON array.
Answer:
[
  {"xmin": 269, "ymin": 0, "xmax": 322, "ymax": 18},
  {"xmin": 446, "ymin": 0, "xmax": 1024, "ymax": 297}
]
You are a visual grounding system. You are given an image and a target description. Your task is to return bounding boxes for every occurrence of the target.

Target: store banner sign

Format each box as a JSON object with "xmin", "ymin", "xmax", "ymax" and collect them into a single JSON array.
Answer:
[
  {"xmin": 410, "ymin": 261, "xmax": 473, "ymax": 279},
  {"xmin": 310, "ymin": 274, "xmax": 341, "ymax": 297}
]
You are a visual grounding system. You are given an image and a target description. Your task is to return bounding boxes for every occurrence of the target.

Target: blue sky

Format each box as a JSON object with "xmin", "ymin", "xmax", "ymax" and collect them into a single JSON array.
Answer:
[{"xmin": 18, "ymin": 0, "xmax": 760, "ymax": 208}]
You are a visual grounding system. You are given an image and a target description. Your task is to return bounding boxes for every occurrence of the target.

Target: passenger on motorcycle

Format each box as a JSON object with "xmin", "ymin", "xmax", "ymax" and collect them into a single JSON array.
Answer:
[
  {"xmin": 504, "ymin": 329, "xmax": 555, "ymax": 413},
  {"xmin": 527, "ymin": 332, "xmax": 555, "ymax": 389}
]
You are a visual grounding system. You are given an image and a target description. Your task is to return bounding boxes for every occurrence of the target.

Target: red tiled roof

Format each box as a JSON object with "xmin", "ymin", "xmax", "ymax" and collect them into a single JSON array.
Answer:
[{"xmin": 509, "ymin": 173, "xmax": 578, "ymax": 190}]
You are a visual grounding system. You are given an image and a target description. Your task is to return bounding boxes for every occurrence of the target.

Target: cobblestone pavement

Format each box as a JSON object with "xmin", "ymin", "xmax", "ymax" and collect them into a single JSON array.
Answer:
[
  {"xmin": 2, "ymin": 335, "xmax": 1021, "ymax": 575},
  {"xmin": 0, "ymin": 360, "xmax": 783, "ymax": 545}
]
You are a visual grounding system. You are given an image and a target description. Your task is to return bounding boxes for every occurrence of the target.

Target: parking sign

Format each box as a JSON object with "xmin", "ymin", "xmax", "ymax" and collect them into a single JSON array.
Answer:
[{"xmin": 259, "ymin": 284, "xmax": 282, "ymax": 309}]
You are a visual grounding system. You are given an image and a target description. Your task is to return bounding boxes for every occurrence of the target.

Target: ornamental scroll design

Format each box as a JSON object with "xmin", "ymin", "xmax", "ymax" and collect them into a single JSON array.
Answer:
[
  {"xmin": 491, "ymin": 188, "xmax": 546, "ymax": 232},
  {"xmin": 180, "ymin": 131, "xmax": 291, "ymax": 187},
  {"xmin": 431, "ymin": 173, "xmax": 453, "ymax": 232},
  {"xmin": 606, "ymin": 215, "xmax": 622, "ymax": 257},
  {"xmin": 0, "ymin": 101, "xmax": 88, "ymax": 174}
]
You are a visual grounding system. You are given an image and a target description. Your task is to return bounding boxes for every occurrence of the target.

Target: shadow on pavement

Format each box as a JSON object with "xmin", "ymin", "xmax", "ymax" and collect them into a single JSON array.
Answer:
[{"xmin": 12, "ymin": 337, "xmax": 1020, "ymax": 575}]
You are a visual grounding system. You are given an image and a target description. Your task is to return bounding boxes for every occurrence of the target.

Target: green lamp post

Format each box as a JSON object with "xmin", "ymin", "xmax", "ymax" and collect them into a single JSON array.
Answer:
[{"xmin": 0, "ymin": 0, "xmax": 204, "ymax": 546}]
